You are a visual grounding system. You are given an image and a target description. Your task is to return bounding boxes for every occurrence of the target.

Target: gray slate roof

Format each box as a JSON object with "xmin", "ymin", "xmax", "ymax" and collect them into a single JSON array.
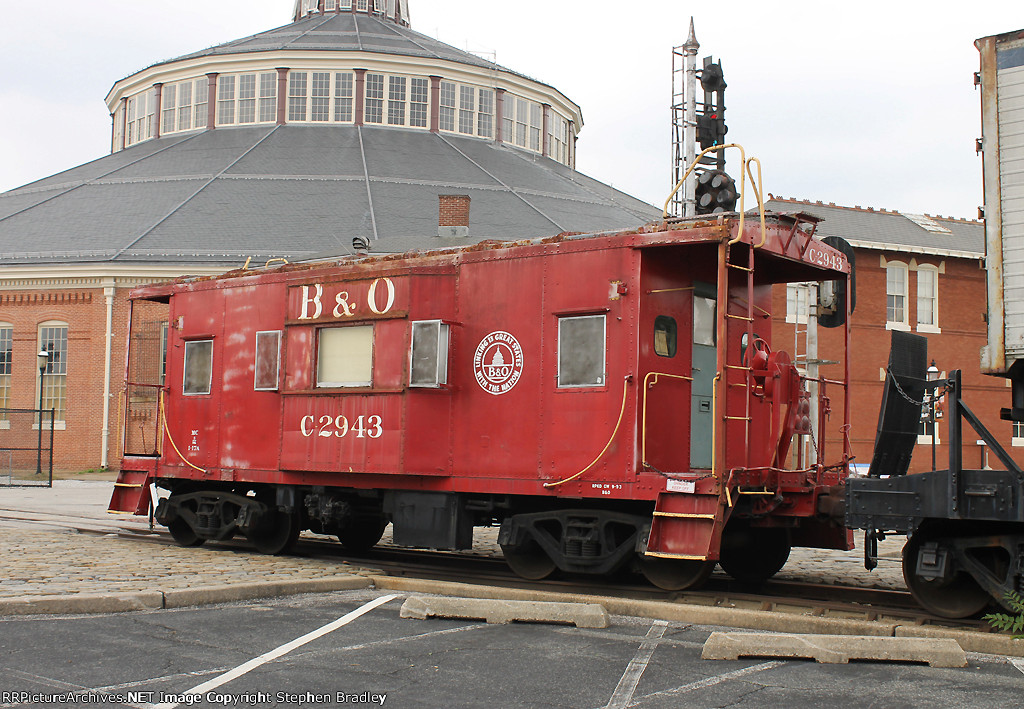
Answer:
[
  {"xmin": 0, "ymin": 125, "xmax": 659, "ymax": 266},
  {"xmin": 143, "ymin": 13, "xmax": 539, "ymax": 89},
  {"xmin": 767, "ymin": 198, "xmax": 984, "ymax": 258}
]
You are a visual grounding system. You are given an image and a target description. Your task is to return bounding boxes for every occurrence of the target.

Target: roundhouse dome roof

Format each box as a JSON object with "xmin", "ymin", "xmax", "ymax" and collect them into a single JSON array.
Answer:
[
  {"xmin": 164, "ymin": 10, "xmax": 509, "ymax": 78},
  {"xmin": 0, "ymin": 1, "xmax": 659, "ymax": 268}
]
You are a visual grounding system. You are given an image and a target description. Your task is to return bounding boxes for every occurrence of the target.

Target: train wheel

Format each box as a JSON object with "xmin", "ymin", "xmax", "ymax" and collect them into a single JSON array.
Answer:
[
  {"xmin": 337, "ymin": 516, "xmax": 389, "ymax": 552},
  {"xmin": 903, "ymin": 527, "xmax": 991, "ymax": 619},
  {"xmin": 718, "ymin": 521, "xmax": 791, "ymax": 584},
  {"xmin": 638, "ymin": 554, "xmax": 714, "ymax": 591},
  {"xmin": 501, "ymin": 539, "xmax": 557, "ymax": 580},
  {"xmin": 247, "ymin": 509, "xmax": 301, "ymax": 555},
  {"xmin": 167, "ymin": 517, "xmax": 205, "ymax": 547}
]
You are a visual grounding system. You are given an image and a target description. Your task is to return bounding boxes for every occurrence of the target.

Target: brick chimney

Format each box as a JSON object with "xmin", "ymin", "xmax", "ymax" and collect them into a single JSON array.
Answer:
[{"xmin": 438, "ymin": 194, "xmax": 470, "ymax": 237}]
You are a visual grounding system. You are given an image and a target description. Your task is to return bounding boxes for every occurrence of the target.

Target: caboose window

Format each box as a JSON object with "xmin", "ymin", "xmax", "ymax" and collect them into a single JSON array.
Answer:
[
  {"xmin": 654, "ymin": 316, "xmax": 677, "ymax": 357},
  {"xmin": 410, "ymin": 320, "xmax": 449, "ymax": 387},
  {"xmin": 254, "ymin": 331, "xmax": 281, "ymax": 391},
  {"xmin": 693, "ymin": 297, "xmax": 716, "ymax": 346},
  {"xmin": 558, "ymin": 315, "xmax": 605, "ymax": 387},
  {"xmin": 317, "ymin": 325, "xmax": 373, "ymax": 387},
  {"xmin": 183, "ymin": 340, "xmax": 214, "ymax": 395}
]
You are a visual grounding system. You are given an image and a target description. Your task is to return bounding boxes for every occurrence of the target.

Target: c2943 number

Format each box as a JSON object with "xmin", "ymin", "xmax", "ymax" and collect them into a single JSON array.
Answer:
[{"xmin": 299, "ymin": 414, "xmax": 383, "ymax": 439}]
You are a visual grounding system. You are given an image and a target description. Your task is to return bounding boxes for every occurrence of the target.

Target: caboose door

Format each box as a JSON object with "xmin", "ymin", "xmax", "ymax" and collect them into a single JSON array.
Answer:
[
  {"xmin": 690, "ymin": 281, "xmax": 717, "ymax": 469},
  {"xmin": 639, "ymin": 254, "xmax": 699, "ymax": 474}
]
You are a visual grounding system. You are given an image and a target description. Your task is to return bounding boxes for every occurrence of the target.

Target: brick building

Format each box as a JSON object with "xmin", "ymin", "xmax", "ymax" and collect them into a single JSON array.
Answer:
[
  {"xmin": 0, "ymin": 0, "xmax": 659, "ymax": 472},
  {"xmin": 767, "ymin": 197, "xmax": 1017, "ymax": 473}
]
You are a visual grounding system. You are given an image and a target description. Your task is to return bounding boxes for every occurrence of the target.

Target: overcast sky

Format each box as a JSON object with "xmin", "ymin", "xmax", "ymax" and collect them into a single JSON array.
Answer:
[{"xmin": 1, "ymin": 1, "xmax": 1020, "ymax": 220}]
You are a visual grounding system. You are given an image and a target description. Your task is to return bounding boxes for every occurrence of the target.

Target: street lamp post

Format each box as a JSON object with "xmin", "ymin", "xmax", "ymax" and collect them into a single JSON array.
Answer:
[
  {"xmin": 927, "ymin": 360, "xmax": 939, "ymax": 471},
  {"xmin": 36, "ymin": 350, "xmax": 49, "ymax": 477}
]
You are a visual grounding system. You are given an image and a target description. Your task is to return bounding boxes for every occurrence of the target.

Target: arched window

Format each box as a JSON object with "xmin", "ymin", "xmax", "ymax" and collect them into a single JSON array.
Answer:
[
  {"xmin": 885, "ymin": 261, "xmax": 909, "ymax": 330},
  {"xmin": 0, "ymin": 323, "xmax": 11, "ymax": 427},
  {"xmin": 38, "ymin": 322, "xmax": 68, "ymax": 425},
  {"xmin": 916, "ymin": 264, "xmax": 940, "ymax": 332}
]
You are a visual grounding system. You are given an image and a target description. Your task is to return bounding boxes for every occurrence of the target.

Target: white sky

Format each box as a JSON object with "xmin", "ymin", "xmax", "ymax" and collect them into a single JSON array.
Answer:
[{"xmin": 1, "ymin": 1, "xmax": 1021, "ymax": 219}]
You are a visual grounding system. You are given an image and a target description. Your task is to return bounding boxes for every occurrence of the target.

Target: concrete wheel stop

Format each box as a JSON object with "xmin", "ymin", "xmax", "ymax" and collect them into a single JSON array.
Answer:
[
  {"xmin": 400, "ymin": 596, "xmax": 609, "ymax": 627},
  {"xmin": 702, "ymin": 631, "xmax": 968, "ymax": 667}
]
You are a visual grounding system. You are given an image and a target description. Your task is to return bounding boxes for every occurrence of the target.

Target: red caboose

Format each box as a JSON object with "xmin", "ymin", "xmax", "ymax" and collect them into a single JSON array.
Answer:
[{"xmin": 110, "ymin": 212, "xmax": 852, "ymax": 589}]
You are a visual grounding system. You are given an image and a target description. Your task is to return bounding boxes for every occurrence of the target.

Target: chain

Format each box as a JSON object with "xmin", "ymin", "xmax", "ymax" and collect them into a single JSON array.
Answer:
[{"xmin": 886, "ymin": 367, "xmax": 950, "ymax": 407}]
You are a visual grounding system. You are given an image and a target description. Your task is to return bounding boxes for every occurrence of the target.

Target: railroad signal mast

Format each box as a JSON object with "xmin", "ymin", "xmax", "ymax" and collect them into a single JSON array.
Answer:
[{"xmin": 671, "ymin": 20, "xmax": 736, "ymax": 217}]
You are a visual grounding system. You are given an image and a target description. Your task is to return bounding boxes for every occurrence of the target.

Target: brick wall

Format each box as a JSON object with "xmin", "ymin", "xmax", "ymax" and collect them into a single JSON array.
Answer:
[
  {"xmin": 773, "ymin": 247, "xmax": 1014, "ymax": 473},
  {"xmin": 0, "ymin": 286, "xmax": 135, "ymax": 472}
]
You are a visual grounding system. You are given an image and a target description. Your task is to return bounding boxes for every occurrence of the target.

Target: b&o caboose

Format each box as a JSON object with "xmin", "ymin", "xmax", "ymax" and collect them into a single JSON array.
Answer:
[{"xmin": 110, "ymin": 210, "xmax": 854, "ymax": 590}]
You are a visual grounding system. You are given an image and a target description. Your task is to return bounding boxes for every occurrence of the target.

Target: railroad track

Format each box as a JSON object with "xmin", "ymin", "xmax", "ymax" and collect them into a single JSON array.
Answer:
[{"xmin": 0, "ymin": 510, "xmax": 998, "ymax": 634}]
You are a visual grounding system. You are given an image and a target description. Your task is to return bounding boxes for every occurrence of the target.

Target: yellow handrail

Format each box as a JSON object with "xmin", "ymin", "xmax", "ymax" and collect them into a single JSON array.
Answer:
[
  {"xmin": 159, "ymin": 389, "xmax": 207, "ymax": 473},
  {"xmin": 544, "ymin": 375, "xmax": 631, "ymax": 488},
  {"xmin": 641, "ymin": 371, "xmax": 693, "ymax": 468},
  {"xmin": 662, "ymin": 143, "xmax": 767, "ymax": 248}
]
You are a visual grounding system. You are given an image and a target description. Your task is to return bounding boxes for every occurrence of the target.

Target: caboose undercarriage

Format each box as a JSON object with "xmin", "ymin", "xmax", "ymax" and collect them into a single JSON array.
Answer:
[{"xmin": 148, "ymin": 475, "xmax": 823, "ymax": 591}]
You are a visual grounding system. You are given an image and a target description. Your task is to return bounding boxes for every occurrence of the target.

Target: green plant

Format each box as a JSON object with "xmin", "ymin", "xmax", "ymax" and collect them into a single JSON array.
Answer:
[{"xmin": 983, "ymin": 590, "xmax": 1024, "ymax": 638}]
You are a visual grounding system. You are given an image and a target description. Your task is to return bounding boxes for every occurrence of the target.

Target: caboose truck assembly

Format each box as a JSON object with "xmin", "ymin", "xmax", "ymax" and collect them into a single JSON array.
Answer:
[
  {"xmin": 847, "ymin": 28, "xmax": 1024, "ymax": 620},
  {"xmin": 109, "ymin": 205, "xmax": 856, "ymax": 592}
]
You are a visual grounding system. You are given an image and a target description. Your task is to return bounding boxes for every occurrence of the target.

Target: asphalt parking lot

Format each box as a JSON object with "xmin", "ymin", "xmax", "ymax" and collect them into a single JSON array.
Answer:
[{"xmin": 2, "ymin": 589, "xmax": 1024, "ymax": 709}]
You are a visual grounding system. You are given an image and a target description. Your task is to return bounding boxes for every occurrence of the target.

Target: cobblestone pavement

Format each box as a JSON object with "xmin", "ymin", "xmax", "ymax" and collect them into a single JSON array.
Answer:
[
  {"xmin": 0, "ymin": 481, "xmax": 908, "ymax": 599},
  {"xmin": 0, "ymin": 527, "xmax": 383, "ymax": 598}
]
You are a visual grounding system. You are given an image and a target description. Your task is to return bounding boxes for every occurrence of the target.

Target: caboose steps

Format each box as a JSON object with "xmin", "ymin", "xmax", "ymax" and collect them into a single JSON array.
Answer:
[{"xmin": 108, "ymin": 463, "xmax": 154, "ymax": 515}]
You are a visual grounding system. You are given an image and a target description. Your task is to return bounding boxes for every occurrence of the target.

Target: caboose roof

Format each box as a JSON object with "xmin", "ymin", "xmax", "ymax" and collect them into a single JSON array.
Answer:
[{"xmin": 128, "ymin": 210, "xmax": 848, "ymax": 302}]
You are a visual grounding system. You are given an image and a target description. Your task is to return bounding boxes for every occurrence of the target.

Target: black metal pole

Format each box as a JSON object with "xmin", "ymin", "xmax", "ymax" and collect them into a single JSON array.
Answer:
[
  {"xmin": 35, "ymin": 363, "xmax": 43, "ymax": 477},
  {"xmin": 931, "ymin": 395, "xmax": 936, "ymax": 471}
]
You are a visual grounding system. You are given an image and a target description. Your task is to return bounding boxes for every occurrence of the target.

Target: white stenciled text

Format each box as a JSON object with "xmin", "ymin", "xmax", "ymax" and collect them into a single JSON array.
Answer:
[{"xmin": 299, "ymin": 414, "xmax": 383, "ymax": 439}]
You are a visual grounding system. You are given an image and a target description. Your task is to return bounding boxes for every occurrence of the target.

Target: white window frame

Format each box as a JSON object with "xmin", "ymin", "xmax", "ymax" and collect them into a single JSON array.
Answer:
[
  {"xmin": 409, "ymin": 320, "xmax": 450, "ymax": 388},
  {"xmin": 917, "ymin": 367, "xmax": 945, "ymax": 445},
  {"xmin": 161, "ymin": 77, "xmax": 208, "ymax": 136},
  {"xmin": 557, "ymin": 315, "xmax": 607, "ymax": 388},
  {"xmin": 0, "ymin": 323, "xmax": 11, "ymax": 429},
  {"xmin": 37, "ymin": 321, "xmax": 69, "ymax": 428},
  {"xmin": 183, "ymin": 340, "xmax": 214, "ymax": 396},
  {"xmin": 217, "ymin": 75, "xmax": 236, "ymax": 125},
  {"xmin": 289, "ymin": 71, "xmax": 356, "ymax": 123},
  {"xmin": 439, "ymin": 81, "xmax": 493, "ymax": 138},
  {"xmin": 217, "ymin": 72, "xmax": 277, "ymax": 126},
  {"xmin": 885, "ymin": 261, "xmax": 910, "ymax": 331},
  {"xmin": 317, "ymin": 325, "xmax": 374, "ymax": 388},
  {"xmin": 916, "ymin": 264, "xmax": 941, "ymax": 333},
  {"xmin": 1013, "ymin": 421, "xmax": 1024, "ymax": 447},
  {"xmin": 786, "ymin": 283, "xmax": 810, "ymax": 325},
  {"xmin": 547, "ymin": 112, "xmax": 569, "ymax": 164},
  {"xmin": 125, "ymin": 89, "xmax": 156, "ymax": 147}
]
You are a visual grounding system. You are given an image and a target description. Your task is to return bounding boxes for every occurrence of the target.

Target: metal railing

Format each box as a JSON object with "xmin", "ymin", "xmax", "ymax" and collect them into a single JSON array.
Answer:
[{"xmin": 0, "ymin": 408, "xmax": 54, "ymax": 487}]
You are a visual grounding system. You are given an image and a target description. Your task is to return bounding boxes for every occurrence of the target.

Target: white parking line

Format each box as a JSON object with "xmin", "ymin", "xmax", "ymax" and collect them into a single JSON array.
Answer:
[
  {"xmin": 626, "ymin": 661, "xmax": 786, "ymax": 706},
  {"xmin": 150, "ymin": 593, "xmax": 400, "ymax": 709},
  {"xmin": 1010, "ymin": 657, "xmax": 1024, "ymax": 675},
  {"xmin": 604, "ymin": 620, "xmax": 668, "ymax": 709}
]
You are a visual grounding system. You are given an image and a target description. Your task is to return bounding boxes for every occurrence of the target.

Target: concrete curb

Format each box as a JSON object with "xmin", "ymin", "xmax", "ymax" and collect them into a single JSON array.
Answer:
[
  {"xmin": 702, "ymin": 631, "xmax": 968, "ymax": 667},
  {"xmin": 895, "ymin": 624, "xmax": 1024, "ymax": 656},
  {"xmin": 0, "ymin": 576, "xmax": 372, "ymax": 615},
  {"xmin": 399, "ymin": 596, "xmax": 610, "ymax": 627},
  {"xmin": 162, "ymin": 577, "xmax": 372, "ymax": 608},
  {"xmin": 0, "ymin": 591, "xmax": 164, "ymax": 616}
]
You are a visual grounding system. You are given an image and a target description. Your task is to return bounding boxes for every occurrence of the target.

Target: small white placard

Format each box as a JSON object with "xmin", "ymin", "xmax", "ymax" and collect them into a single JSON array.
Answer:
[{"xmin": 666, "ymin": 479, "xmax": 696, "ymax": 494}]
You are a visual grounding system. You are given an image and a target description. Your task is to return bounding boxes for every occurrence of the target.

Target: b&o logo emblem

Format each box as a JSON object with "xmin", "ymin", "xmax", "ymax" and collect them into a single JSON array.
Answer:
[{"xmin": 473, "ymin": 331, "xmax": 524, "ymax": 395}]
